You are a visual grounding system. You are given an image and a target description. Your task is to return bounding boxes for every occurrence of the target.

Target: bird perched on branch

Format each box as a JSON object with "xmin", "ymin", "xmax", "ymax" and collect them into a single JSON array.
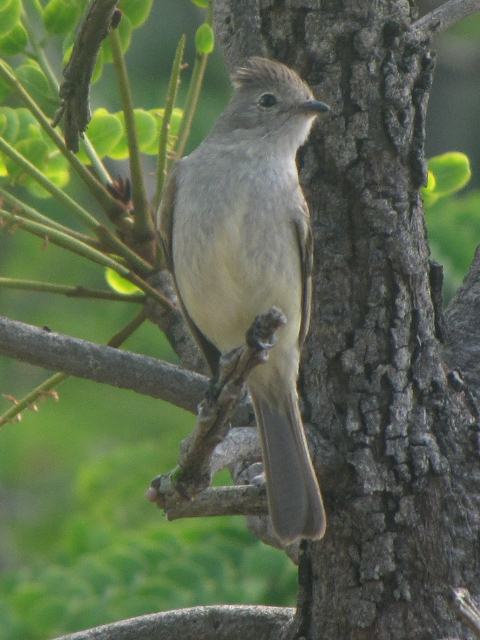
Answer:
[{"xmin": 158, "ymin": 57, "xmax": 329, "ymax": 544}]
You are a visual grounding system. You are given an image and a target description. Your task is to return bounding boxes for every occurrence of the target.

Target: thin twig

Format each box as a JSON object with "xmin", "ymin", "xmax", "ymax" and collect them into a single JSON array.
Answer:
[
  {"xmin": 0, "ymin": 210, "xmax": 172, "ymax": 309},
  {"xmin": 175, "ymin": 4, "xmax": 214, "ymax": 160},
  {"xmin": 410, "ymin": 0, "xmax": 480, "ymax": 36},
  {"xmin": 153, "ymin": 35, "xmax": 186, "ymax": 217},
  {"xmin": 0, "ymin": 277, "xmax": 145, "ymax": 303},
  {"xmin": 53, "ymin": 0, "xmax": 120, "ymax": 152},
  {"xmin": 0, "ymin": 315, "xmax": 207, "ymax": 414},
  {"xmin": 0, "ymin": 135, "xmax": 101, "ymax": 230},
  {"xmin": 0, "ymin": 310, "xmax": 147, "ymax": 427},
  {"xmin": 0, "ymin": 189, "xmax": 102, "ymax": 249},
  {"xmin": 1, "ymin": 373, "xmax": 66, "ymax": 427},
  {"xmin": 149, "ymin": 307, "xmax": 286, "ymax": 511},
  {"xmin": 110, "ymin": 28, "xmax": 152, "ymax": 245},
  {"xmin": 0, "ymin": 60, "xmax": 127, "ymax": 222},
  {"xmin": 0, "ymin": 137, "xmax": 152, "ymax": 274}
]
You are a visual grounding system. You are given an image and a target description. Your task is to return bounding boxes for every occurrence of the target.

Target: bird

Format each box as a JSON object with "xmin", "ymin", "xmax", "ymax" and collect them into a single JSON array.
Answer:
[{"xmin": 158, "ymin": 56, "xmax": 329, "ymax": 544}]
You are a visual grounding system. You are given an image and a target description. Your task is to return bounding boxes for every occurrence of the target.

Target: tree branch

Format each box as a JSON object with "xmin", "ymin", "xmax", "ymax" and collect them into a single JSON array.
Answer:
[
  {"xmin": 53, "ymin": 605, "xmax": 294, "ymax": 640},
  {"xmin": 148, "ymin": 307, "xmax": 286, "ymax": 502},
  {"xmin": 0, "ymin": 316, "xmax": 206, "ymax": 413},
  {"xmin": 53, "ymin": 0, "xmax": 121, "ymax": 152},
  {"xmin": 149, "ymin": 484, "xmax": 268, "ymax": 520},
  {"xmin": 410, "ymin": 0, "xmax": 480, "ymax": 36}
]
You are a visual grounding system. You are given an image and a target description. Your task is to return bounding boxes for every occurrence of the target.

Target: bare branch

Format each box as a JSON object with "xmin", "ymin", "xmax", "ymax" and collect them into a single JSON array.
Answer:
[
  {"xmin": 0, "ymin": 315, "xmax": 206, "ymax": 413},
  {"xmin": 53, "ymin": 605, "xmax": 294, "ymax": 640},
  {"xmin": 53, "ymin": 0, "xmax": 121, "ymax": 151},
  {"xmin": 410, "ymin": 0, "xmax": 480, "ymax": 36},
  {"xmin": 452, "ymin": 588, "xmax": 480, "ymax": 637},
  {"xmin": 148, "ymin": 307, "xmax": 286, "ymax": 501},
  {"xmin": 148, "ymin": 484, "xmax": 268, "ymax": 520}
]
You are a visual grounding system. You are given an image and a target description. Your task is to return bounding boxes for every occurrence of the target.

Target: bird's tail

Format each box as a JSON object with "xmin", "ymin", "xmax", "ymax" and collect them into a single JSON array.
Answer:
[{"xmin": 251, "ymin": 387, "xmax": 326, "ymax": 544}]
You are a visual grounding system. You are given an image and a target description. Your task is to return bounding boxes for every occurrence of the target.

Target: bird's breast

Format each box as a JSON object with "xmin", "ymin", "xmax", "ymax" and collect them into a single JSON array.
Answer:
[{"xmin": 172, "ymin": 156, "xmax": 302, "ymax": 353}]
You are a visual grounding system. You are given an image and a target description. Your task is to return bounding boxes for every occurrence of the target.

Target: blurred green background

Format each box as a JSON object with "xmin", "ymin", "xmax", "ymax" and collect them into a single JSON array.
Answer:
[{"xmin": 0, "ymin": 1, "xmax": 479, "ymax": 638}]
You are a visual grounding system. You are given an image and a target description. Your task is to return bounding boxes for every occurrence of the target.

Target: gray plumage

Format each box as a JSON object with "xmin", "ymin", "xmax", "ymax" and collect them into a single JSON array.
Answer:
[{"xmin": 158, "ymin": 57, "xmax": 329, "ymax": 544}]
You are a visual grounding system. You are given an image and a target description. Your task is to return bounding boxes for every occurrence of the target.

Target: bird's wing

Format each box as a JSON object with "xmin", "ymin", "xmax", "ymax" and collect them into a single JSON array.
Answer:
[
  {"xmin": 157, "ymin": 163, "xmax": 221, "ymax": 374},
  {"xmin": 293, "ymin": 198, "xmax": 313, "ymax": 349}
]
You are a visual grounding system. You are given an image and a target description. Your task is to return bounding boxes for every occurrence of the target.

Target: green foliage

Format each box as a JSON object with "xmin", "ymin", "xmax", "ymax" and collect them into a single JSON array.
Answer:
[
  {"xmin": 43, "ymin": 0, "xmax": 82, "ymax": 35},
  {"xmin": 0, "ymin": 105, "xmax": 70, "ymax": 194},
  {"xmin": 422, "ymin": 152, "xmax": 472, "ymax": 207},
  {"xmin": 426, "ymin": 189, "xmax": 480, "ymax": 299},
  {"xmin": 0, "ymin": 442, "xmax": 296, "ymax": 640},
  {"xmin": 195, "ymin": 23, "xmax": 215, "ymax": 54},
  {"xmin": 0, "ymin": 23, "xmax": 27, "ymax": 55},
  {"xmin": 0, "ymin": 0, "xmax": 21, "ymax": 39},
  {"xmin": 105, "ymin": 267, "xmax": 141, "ymax": 295}
]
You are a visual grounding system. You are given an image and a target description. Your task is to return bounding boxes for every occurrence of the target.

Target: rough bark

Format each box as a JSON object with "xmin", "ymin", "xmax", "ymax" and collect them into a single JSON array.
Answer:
[
  {"xmin": 215, "ymin": 1, "xmax": 480, "ymax": 639},
  {"xmin": 53, "ymin": 605, "xmax": 294, "ymax": 640}
]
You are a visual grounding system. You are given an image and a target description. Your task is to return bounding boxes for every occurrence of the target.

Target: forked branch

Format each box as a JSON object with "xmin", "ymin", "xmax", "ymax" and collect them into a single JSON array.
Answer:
[{"xmin": 148, "ymin": 307, "xmax": 286, "ymax": 517}]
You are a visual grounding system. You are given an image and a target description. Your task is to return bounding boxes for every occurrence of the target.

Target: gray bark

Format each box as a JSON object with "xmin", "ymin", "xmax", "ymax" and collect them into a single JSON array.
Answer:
[
  {"xmin": 214, "ymin": 1, "xmax": 480, "ymax": 639},
  {"xmin": 52, "ymin": 605, "xmax": 294, "ymax": 640},
  {"xmin": 0, "ymin": 315, "xmax": 207, "ymax": 413}
]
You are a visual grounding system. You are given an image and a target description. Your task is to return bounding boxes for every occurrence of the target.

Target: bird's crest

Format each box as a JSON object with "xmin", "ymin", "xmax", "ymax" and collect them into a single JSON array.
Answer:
[{"xmin": 232, "ymin": 57, "xmax": 310, "ymax": 96}]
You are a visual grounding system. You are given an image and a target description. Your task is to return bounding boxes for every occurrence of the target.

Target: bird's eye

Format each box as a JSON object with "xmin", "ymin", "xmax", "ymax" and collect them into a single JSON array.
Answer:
[{"xmin": 258, "ymin": 93, "xmax": 277, "ymax": 108}]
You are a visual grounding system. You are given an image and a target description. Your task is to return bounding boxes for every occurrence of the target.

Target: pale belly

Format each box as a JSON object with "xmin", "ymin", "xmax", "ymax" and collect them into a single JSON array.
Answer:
[{"xmin": 173, "ymin": 209, "xmax": 302, "ymax": 356}]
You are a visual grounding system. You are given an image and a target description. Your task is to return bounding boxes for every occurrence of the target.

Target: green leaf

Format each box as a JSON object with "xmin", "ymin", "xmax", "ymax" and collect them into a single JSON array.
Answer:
[
  {"xmin": 421, "ymin": 170, "xmax": 438, "ymax": 207},
  {"xmin": 191, "ymin": 0, "xmax": 210, "ymax": 7},
  {"xmin": 105, "ymin": 268, "xmax": 141, "ymax": 295},
  {"xmin": 142, "ymin": 107, "xmax": 183, "ymax": 155},
  {"xmin": 43, "ymin": 0, "xmax": 82, "ymax": 35},
  {"xmin": 5, "ymin": 137, "xmax": 49, "ymax": 181},
  {"xmin": 0, "ymin": 71, "xmax": 11, "ymax": 101},
  {"xmin": 0, "ymin": 0, "xmax": 21, "ymax": 39},
  {"xmin": 0, "ymin": 22, "xmax": 27, "ymax": 55},
  {"xmin": 108, "ymin": 109, "xmax": 158, "ymax": 159},
  {"xmin": 0, "ymin": 106, "xmax": 19, "ymax": 141},
  {"xmin": 16, "ymin": 61, "xmax": 58, "ymax": 115},
  {"xmin": 102, "ymin": 15, "xmax": 132, "ymax": 63},
  {"xmin": 15, "ymin": 108, "xmax": 38, "ymax": 140},
  {"xmin": 428, "ymin": 152, "xmax": 471, "ymax": 197},
  {"xmin": 78, "ymin": 108, "xmax": 124, "ymax": 162},
  {"xmin": 195, "ymin": 22, "xmax": 214, "ymax": 54},
  {"xmin": 119, "ymin": 0, "xmax": 154, "ymax": 28}
]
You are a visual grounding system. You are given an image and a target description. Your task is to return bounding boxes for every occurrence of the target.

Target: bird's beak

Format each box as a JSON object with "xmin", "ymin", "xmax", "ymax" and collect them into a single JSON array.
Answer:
[{"xmin": 299, "ymin": 99, "xmax": 330, "ymax": 114}]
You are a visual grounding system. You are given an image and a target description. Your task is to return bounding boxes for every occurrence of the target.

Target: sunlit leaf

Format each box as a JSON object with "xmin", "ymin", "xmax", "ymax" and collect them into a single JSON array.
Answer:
[
  {"xmin": 195, "ymin": 22, "xmax": 214, "ymax": 54},
  {"xmin": 108, "ymin": 109, "xmax": 157, "ymax": 159},
  {"xmin": 78, "ymin": 108, "xmax": 124, "ymax": 162},
  {"xmin": 428, "ymin": 152, "xmax": 471, "ymax": 197},
  {"xmin": 105, "ymin": 268, "xmax": 141, "ymax": 294},
  {"xmin": 191, "ymin": 0, "xmax": 210, "ymax": 7}
]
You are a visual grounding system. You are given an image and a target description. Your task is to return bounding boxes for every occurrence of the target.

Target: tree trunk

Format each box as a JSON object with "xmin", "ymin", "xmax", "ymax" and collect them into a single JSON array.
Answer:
[{"xmin": 215, "ymin": 1, "xmax": 480, "ymax": 638}]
